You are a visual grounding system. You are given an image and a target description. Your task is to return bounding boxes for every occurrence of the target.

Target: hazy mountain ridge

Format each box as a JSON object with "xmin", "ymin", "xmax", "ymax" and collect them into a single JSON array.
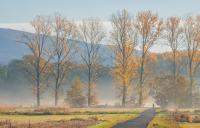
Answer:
[
  {"xmin": 0, "ymin": 28, "xmax": 115, "ymax": 105},
  {"xmin": 0, "ymin": 28, "xmax": 113, "ymax": 66},
  {"xmin": 0, "ymin": 28, "xmax": 30, "ymax": 64}
]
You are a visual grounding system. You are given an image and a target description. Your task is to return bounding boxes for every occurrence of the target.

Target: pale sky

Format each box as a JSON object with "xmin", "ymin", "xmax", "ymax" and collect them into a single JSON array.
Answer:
[
  {"xmin": 0, "ymin": 0, "xmax": 199, "ymax": 52},
  {"xmin": 1, "ymin": 0, "xmax": 200, "ymax": 23},
  {"xmin": 1, "ymin": 0, "xmax": 200, "ymax": 30}
]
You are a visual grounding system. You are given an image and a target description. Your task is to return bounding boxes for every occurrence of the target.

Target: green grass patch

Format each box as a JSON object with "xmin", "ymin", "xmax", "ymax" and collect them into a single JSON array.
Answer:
[
  {"xmin": 88, "ymin": 114, "xmax": 138, "ymax": 128},
  {"xmin": 180, "ymin": 123, "xmax": 200, "ymax": 128},
  {"xmin": 148, "ymin": 112, "xmax": 179, "ymax": 128},
  {"xmin": 0, "ymin": 108, "xmax": 143, "ymax": 128}
]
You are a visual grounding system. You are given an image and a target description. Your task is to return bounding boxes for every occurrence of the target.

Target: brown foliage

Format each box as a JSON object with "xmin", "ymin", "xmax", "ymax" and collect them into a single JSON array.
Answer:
[
  {"xmin": 77, "ymin": 18, "xmax": 105, "ymax": 107},
  {"xmin": 151, "ymin": 75, "xmax": 189, "ymax": 108},
  {"xmin": 110, "ymin": 10, "xmax": 137, "ymax": 106},
  {"xmin": 20, "ymin": 16, "xmax": 52, "ymax": 107},
  {"xmin": 51, "ymin": 13, "xmax": 77, "ymax": 106},
  {"xmin": 135, "ymin": 11, "xmax": 163, "ymax": 106}
]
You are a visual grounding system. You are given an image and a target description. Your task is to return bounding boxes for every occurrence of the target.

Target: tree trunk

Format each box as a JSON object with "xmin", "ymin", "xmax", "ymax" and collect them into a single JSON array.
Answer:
[
  {"xmin": 139, "ymin": 56, "xmax": 144, "ymax": 107},
  {"xmin": 173, "ymin": 51, "xmax": 177, "ymax": 108},
  {"xmin": 88, "ymin": 66, "xmax": 91, "ymax": 107},
  {"xmin": 189, "ymin": 75, "xmax": 193, "ymax": 107},
  {"xmin": 36, "ymin": 71, "xmax": 40, "ymax": 107},
  {"xmin": 36, "ymin": 58, "xmax": 41, "ymax": 107},
  {"xmin": 138, "ymin": 88, "xmax": 142, "ymax": 107},
  {"xmin": 122, "ymin": 80, "xmax": 127, "ymax": 107},
  {"xmin": 55, "ymin": 57, "xmax": 60, "ymax": 106},
  {"xmin": 54, "ymin": 75, "xmax": 59, "ymax": 106},
  {"xmin": 189, "ymin": 61, "xmax": 193, "ymax": 107},
  {"xmin": 55, "ymin": 86, "xmax": 58, "ymax": 106}
]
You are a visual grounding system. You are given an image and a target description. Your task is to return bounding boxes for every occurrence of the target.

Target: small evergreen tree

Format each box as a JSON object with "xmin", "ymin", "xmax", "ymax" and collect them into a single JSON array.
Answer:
[{"xmin": 65, "ymin": 77, "xmax": 86, "ymax": 107}]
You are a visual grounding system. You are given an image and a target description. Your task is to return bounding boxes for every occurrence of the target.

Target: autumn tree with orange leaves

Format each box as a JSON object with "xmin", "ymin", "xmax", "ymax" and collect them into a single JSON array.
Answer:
[
  {"xmin": 77, "ymin": 18, "xmax": 105, "ymax": 107},
  {"xmin": 135, "ymin": 11, "xmax": 163, "ymax": 107},
  {"xmin": 110, "ymin": 10, "xmax": 137, "ymax": 107},
  {"xmin": 164, "ymin": 16, "xmax": 183, "ymax": 107},
  {"xmin": 20, "ymin": 16, "xmax": 52, "ymax": 107},
  {"xmin": 51, "ymin": 14, "xmax": 77, "ymax": 106},
  {"xmin": 183, "ymin": 16, "xmax": 200, "ymax": 107}
]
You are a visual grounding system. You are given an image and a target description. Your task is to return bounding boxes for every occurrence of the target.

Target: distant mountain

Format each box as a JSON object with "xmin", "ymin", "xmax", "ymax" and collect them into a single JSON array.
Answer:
[
  {"xmin": 0, "ymin": 28, "xmax": 115, "ymax": 105},
  {"xmin": 0, "ymin": 29, "xmax": 30, "ymax": 64},
  {"xmin": 0, "ymin": 28, "xmax": 114, "ymax": 65}
]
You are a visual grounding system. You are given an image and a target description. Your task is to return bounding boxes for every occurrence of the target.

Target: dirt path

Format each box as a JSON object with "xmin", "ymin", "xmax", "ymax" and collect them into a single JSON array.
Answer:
[{"xmin": 113, "ymin": 108, "xmax": 156, "ymax": 128}]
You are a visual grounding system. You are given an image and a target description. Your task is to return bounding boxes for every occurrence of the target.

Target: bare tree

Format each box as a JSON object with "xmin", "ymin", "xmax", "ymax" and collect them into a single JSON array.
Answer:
[
  {"xmin": 135, "ymin": 11, "xmax": 163, "ymax": 107},
  {"xmin": 110, "ymin": 9, "xmax": 137, "ymax": 107},
  {"xmin": 165, "ymin": 16, "xmax": 182, "ymax": 107},
  {"xmin": 77, "ymin": 18, "xmax": 105, "ymax": 107},
  {"xmin": 183, "ymin": 16, "xmax": 200, "ymax": 107},
  {"xmin": 51, "ymin": 14, "xmax": 77, "ymax": 106},
  {"xmin": 20, "ymin": 16, "xmax": 52, "ymax": 107}
]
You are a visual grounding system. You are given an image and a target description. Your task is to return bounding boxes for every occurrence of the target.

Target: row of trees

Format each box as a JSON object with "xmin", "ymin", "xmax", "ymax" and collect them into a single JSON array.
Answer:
[
  {"xmin": 111, "ymin": 10, "xmax": 163, "ymax": 107},
  {"xmin": 17, "ymin": 10, "xmax": 200, "ymax": 108},
  {"xmin": 19, "ymin": 14, "xmax": 105, "ymax": 107},
  {"xmin": 111, "ymin": 10, "xmax": 200, "ymax": 108}
]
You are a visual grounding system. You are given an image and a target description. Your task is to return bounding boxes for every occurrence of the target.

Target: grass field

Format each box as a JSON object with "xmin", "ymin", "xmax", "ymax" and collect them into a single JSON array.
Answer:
[
  {"xmin": 147, "ymin": 111, "xmax": 179, "ymax": 128},
  {"xmin": 180, "ymin": 123, "xmax": 200, "ymax": 128},
  {"xmin": 147, "ymin": 109, "xmax": 200, "ymax": 128},
  {"xmin": 0, "ymin": 107, "xmax": 143, "ymax": 128}
]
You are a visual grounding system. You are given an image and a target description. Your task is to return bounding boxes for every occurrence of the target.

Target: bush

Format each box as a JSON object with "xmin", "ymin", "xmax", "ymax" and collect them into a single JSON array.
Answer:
[
  {"xmin": 173, "ymin": 112, "xmax": 192, "ymax": 123},
  {"xmin": 89, "ymin": 116, "xmax": 99, "ymax": 121},
  {"xmin": 65, "ymin": 77, "xmax": 86, "ymax": 108},
  {"xmin": 194, "ymin": 110, "xmax": 200, "ymax": 113},
  {"xmin": 192, "ymin": 116, "xmax": 200, "ymax": 123},
  {"xmin": 70, "ymin": 117, "xmax": 85, "ymax": 121}
]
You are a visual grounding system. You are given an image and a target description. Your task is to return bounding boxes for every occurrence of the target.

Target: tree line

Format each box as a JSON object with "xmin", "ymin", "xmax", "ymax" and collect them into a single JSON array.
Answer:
[{"xmin": 1, "ymin": 9, "xmax": 200, "ymax": 108}]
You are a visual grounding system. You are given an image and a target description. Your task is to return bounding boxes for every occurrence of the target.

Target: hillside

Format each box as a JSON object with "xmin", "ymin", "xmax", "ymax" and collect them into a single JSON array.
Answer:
[{"xmin": 0, "ymin": 28, "xmax": 112, "ymax": 66}]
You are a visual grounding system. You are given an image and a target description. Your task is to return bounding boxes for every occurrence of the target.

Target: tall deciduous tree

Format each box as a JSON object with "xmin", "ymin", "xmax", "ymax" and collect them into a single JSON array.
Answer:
[
  {"xmin": 110, "ymin": 10, "xmax": 137, "ymax": 107},
  {"xmin": 183, "ymin": 16, "xmax": 200, "ymax": 107},
  {"xmin": 78, "ymin": 18, "xmax": 105, "ymax": 107},
  {"xmin": 51, "ymin": 14, "xmax": 77, "ymax": 106},
  {"xmin": 165, "ymin": 16, "xmax": 182, "ymax": 107},
  {"xmin": 20, "ymin": 16, "xmax": 52, "ymax": 107},
  {"xmin": 135, "ymin": 11, "xmax": 163, "ymax": 107}
]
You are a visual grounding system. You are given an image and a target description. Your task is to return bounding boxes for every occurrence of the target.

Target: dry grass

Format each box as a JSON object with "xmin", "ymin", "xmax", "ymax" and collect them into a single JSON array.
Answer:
[
  {"xmin": 0, "ymin": 114, "xmax": 138, "ymax": 128},
  {"xmin": 148, "ymin": 109, "xmax": 200, "ymax": 128},
  {"xmin": 148, "ymin": 114, "xmax": 180, "ymax": 128},
  {"xmin": 0, "ymin": 106, "xmax": 144, "ymax": 115},
  {"xmin": 0, "ymin": 119, "xmax": 101, "ymax": 128},
  {"xmin": 180, "ymin": 123, "xmax": 200, "ymax": 128},
  {"xmin": 0, "ymin": 107, "xmax": 143, "ymax": 128}
]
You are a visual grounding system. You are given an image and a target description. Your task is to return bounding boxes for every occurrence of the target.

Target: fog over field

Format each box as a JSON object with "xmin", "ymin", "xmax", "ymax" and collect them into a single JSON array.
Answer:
[
  {"xmin": 0, "ymin": 28, "xmax": 171, "ymax": 107},
  {"xmin": 2, "ymin": 1, "xmax": 200, "ymax": 128}
]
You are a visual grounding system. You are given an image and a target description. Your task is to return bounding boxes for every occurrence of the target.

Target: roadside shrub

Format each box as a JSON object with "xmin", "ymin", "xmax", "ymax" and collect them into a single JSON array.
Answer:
[
  {"xmin": 89, "ymin": 116, "xmax": 99, "ymax": 121},
  {"xmin": 194, "ymin": 110, "xmax": 200, "ymax": 113},
  {"xmin": 173, "ymin": 112, "xmax": 192, "ymax": 122},
  {"xmin": 192, "ymin": 116, "xmax": 200, "ymax": 123},
  {"xmin": 70, "ymin": 117, "xmax": 85, "ymax": 121}
]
